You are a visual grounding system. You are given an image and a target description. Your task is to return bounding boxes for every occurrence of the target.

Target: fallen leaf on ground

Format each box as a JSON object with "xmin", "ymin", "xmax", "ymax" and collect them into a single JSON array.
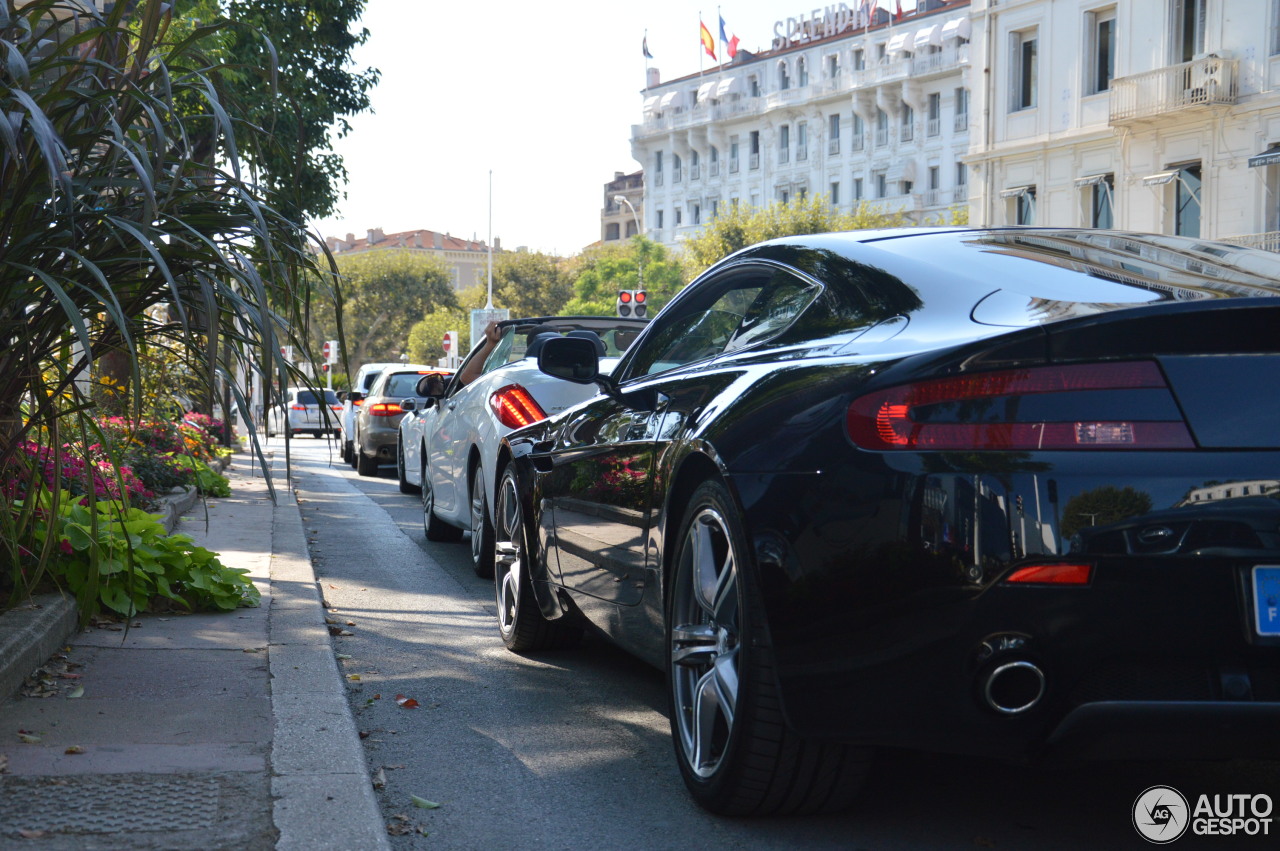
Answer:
[
  {"xmin": 346, "ymin": 620, "xmax": 356, "ymax": 626},
  {"xmin": 243, "ymin": 648, "xmax": 263, "ymax": 654},
  {"xmin": 18, "ymin": 830, "xmax": 48, "ymax": 839},
  {"xmin": 394, "ymin": 694, "xmax": 420, "ymax": 708},
  {"xmin": 324, "ymin": 617, "xmax": 339, "ymax": 625},
  {"xmin": 18, "ymin": 732, "xmax": 41, "ymax": 744},
  {"xmin": 335, "ymin": 653, "xmax": 352, "ymax": 660},
  {"xmin": 359, "ymin": 731, "xmax": 371, "ymax": 739},
  {"xmin": 0, "ymin": 754, "xmax": 9, "ymax": 773},
  {"xmin": 387, "ymin": 822, "xmax": 412, "ymax": 836},
  {"xmin": 348, "ymin": 674, "xmax": 361, "ymax": 681},
  {"xmin": 410, "ymin": 795, "xmax": 440, "ymax": 809},
  {"xmin": 64, "ymin": 745, "xmax": 86, "ymax": 755},
  {"xmin": 372, "ymin": 767, "xmax": 386, "ymax": 788},
  {"xmin": 67, "ymin": 686, "xmax": 84, "ymax": 699}
]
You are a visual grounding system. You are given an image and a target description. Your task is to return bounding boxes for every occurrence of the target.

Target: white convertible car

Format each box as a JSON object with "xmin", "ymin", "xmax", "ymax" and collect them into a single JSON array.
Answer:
[{"xmin": 398, "ymin": 316, "xmax": 648, "ymax": 577}]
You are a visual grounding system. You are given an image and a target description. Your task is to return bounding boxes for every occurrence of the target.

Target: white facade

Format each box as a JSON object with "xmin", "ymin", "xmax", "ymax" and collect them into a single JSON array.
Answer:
[{"xmin": 631, "ymin": 0, "xmax": 1280, "ymax": 252}]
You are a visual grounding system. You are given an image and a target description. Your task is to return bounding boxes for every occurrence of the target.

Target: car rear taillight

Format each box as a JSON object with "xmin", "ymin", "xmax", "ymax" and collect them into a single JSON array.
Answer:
[
  {"xmin": 354, "ymin": 399, "xmax": 365, "ymax": 406},
  {"xmin": 847, "ymin": 362, "xmax": 1195, "ymax": 451},
  {"xmin": 1004, "ymin": 563, "xmax": 1093, "ymax": 585},
  {"xmin": 330, "ymin": 405, "xmax": 343, "ymax": 412},
  {"xmin": 490, "ymin": 384, "xmax": 548, "ymax": 429},
  {"xmin": 368, "ymin": 402, "xmax": 402, "ymax": 416},
  {"xmin": 290, "ymin": 405, "xmax": 307, "ymax": 411}
]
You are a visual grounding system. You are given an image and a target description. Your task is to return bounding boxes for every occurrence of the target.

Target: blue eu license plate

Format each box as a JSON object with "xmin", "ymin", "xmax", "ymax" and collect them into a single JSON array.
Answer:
[{"xmin": 1254, "ymin": 566, "xmax": 1280, "ymax": 636}]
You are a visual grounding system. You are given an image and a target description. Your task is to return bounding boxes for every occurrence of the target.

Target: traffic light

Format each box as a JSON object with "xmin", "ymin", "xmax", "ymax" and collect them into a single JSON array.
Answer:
[{"xmin": 617, "ymin": 290, "xmax": 648, "ymax": 318}]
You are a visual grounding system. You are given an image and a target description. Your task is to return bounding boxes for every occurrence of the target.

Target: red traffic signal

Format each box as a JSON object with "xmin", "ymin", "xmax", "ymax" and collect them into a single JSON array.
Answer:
[
  {"xmin": 618, "ymin": 291, "xmax": 633, "ymax": 303},
  {"xmin": 634, "ymin": 291, "xmax": 646, "ymax": 303}
]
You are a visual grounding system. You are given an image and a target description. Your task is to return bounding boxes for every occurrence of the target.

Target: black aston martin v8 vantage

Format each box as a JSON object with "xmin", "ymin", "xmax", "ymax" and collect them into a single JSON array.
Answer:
[{"xmin": 489, "ymin": 227, "xmax": 1280, "ymax": 816}]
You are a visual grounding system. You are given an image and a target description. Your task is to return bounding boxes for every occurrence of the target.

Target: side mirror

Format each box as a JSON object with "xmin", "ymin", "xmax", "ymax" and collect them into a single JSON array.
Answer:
[
  {"xmin": 537, "ymin": 336, "xmax": 600, "ymax": 385},
  {"xmin": 400, "ymin": 398, "xmax": 418, "ymax": 413},
  {"xmin": 349, "ymin": 390, "xmax": 365, "ymax": 403},
  {"xmin": 416, "ymin": 374, "xmax": 447, "ymax": 397},
  {"xmin": 336, "ymin": 390, "xmax": 348, "ymax": 402}
]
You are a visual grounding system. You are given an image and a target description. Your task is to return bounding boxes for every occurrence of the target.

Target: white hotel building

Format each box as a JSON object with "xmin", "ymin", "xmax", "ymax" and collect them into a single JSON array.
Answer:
[{"xmin": 631, "ymin": 0, "xmax": 1280, "ymax": 253}]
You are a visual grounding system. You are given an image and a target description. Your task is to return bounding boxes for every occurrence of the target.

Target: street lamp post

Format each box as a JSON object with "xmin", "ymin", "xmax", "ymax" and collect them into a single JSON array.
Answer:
[{"xmin": 614, "ymin": 194, "xmax": 643, "ymax": 292}]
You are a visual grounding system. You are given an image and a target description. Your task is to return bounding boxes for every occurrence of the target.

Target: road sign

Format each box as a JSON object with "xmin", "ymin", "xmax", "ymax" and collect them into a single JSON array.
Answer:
[
  {"xmin": 322, "ymin": 340, "xmax": 331, "ymax": 360},
  {"xmin": 442, "ymin": 333, "xmax": 452, "ymax": 353},
  {"xmin": 470, "ymin": 307, "xmax": 509, "ymax": 353}
]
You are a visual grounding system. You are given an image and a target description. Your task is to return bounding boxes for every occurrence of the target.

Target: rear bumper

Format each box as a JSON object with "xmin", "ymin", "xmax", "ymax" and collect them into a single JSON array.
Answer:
[{"xmin": 1044, "ymin": 701, "xmax": 1280, "ymax": 761}]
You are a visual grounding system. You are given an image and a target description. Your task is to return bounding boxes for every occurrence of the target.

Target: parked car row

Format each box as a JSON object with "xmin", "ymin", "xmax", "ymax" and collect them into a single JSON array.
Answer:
[{"xmin": 347, "ymin": 228, "xmax": 1280, "ymax": 817}]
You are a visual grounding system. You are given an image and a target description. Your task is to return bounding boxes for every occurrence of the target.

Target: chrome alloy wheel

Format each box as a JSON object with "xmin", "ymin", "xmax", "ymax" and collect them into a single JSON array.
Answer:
[
  {"xmin": 670, "ymin": 507, "xmax": 741, "ymax": 780},
  {"xmin": 494, "ymin": 472, "xmax": 523, "ymax": 643}
]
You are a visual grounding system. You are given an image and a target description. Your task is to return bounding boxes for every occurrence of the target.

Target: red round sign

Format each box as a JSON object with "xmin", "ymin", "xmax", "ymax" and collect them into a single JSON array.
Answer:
[
  {"xmin": 442, "ymin": 333, "xmax": 452, "ymax": 352},
  {"xmin": 322, "ymin": 341, "xmax": 331, "ymax": 359}
]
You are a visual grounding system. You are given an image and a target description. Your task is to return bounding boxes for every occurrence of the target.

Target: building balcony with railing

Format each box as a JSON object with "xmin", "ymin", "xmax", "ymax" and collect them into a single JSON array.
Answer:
[
  {"xmin": 797, "ymin": 145, "xmax": 807, "ymax": 161},
  {"xmin": 954, "ymin": 111, "xmax": 968, "ymax": 131},
  {"xmin": 927, "ymin": 117, "xmax": 940, "ymax": 137},
  {"xmin": 672, "ymin": 166, "xmax": 683, "ymax": 183},
  {"xmin": 779, "ymin": 146, "xmax": 790, "ymax": 164},
  {"xmin": 1219, "ymin": 231, "xmax": 1280, "ymax": 253},
  {"xmin": 850, "ymin": 132, "xmax": 865, "ymax": 151},
  {"xmin": 828, "ymin": 137, "xmax": 840, "ymax": 155},
  {"xmin": 900, "ymin": 123, "xmax": 914, "ymax": 142},
  {"xmin": 1109, "ymin": 55, "xmax": 1239, "ymax": 124},
  {"xmin": 690, "ymin": 164, "xmax": 700, "ymax": 180},
  {"xmin": 875, "ymin": 127, "xmax": 889, "ymax": 147},
  {"xmin": 730, "ymin": 158, "xmax": 740, "ymax": 174},
  {"xmin": 749, "ymin": 152, "xmax": 760, "ymax": 170}
]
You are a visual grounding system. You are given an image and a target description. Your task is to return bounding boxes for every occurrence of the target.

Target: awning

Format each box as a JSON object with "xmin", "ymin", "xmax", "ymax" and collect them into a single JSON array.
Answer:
[
  {"xmin": 642, "ymin": 95, "xmax": 660, "ymax": 115},
  {"xmin": 1073, "ymin": 174, "xmax": 1111, "ymax": 187},
  {"xmin": 913, "ymin": 25, "xmax": 943, "ymax": 50},
  {"xmin": 1142, "ymin": 171, "xmax": 1178, "ymax": 186},
  {"xmin": 696, "ymin": 80, "xmax": 718, "ymax": 103},
  {"xmin": 941, "ymin": 17, "xmax": 972, "ymax": 41},
  {"xmin": 1248, "ymin": 149, "xmax": 1280, "ymax": 168},
  {"xmin": 715, "ymin": 76, "xmax": 741, "ymax": 98},
  {"xmin": 886, "ymin": 32, "xmax": 911, "ymax": 54},
  {"xmin": 999, "ymin": 185, "xmax": 1034, "ymax": 198},
  {"xmin": 658, "ymin": 90, "xmax": 686, "ymax": 110}
]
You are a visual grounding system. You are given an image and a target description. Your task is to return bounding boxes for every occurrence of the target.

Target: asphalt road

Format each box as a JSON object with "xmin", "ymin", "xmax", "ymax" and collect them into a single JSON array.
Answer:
[{"xmin": 277, "ymin": 437, "xmax": 1280, "ymax": 850}]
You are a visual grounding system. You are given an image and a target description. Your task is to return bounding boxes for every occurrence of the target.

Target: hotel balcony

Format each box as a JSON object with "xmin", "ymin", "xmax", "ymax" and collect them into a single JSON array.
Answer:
[
  {"xmin": 1219, "ymin": 231, "xmax": 1280, "ymax": 253},
  {"xmin": 1109, "ymin": 55, "xmax": 1239, "ymax": 124}
]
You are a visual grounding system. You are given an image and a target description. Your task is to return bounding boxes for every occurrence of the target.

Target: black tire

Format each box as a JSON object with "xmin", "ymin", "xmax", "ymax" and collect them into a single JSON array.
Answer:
[
  {"xmin": 342, "ymin": 440, "xmax": 353, "ymax": 465},
  {"xmin": 667, "ymin": 479, "xmax": 871, "ymax": 816},
  {"xmin": 494, "ymin": 462, "xmax": 581, "ymax": 652},
  {"xmin": 470, "ymin": 464, "xmax": 495, "ymax": 578},
  {"xmin": 422, "ymin": 460, "xmax": 464, "ymax": 543},
  {"xmin": 398, "ymin": 440, "xmax": 420, "ymax": 495},
  {"xmin": 356, "ymin": 445, "xmax": 378, "ymax": 476}
]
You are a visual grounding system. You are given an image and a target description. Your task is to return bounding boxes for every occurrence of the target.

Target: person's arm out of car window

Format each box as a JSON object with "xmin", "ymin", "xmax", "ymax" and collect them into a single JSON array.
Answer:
[{"xmin": 456, "ymin": 321, "xmax": 502, "ymax": 387}]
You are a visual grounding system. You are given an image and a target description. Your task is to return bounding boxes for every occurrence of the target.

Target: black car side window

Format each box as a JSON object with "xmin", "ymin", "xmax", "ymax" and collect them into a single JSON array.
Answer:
[{"xmin": 625, "ymin": 266, "xmax": 818, "ymax": 377}]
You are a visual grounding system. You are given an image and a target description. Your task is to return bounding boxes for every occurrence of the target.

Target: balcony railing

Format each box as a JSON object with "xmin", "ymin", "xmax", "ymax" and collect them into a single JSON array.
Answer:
[
  {"xmin": 779, "ymin": 147, "xmax": 790, "ymax": 164},
  {"xmin": 1110, "ymin": 55, "xmax": 1239, "ymax": 123},
  {"xmin": 654, "ymin": 172, "xmax": 663, "ymax": 187},
  {"xmin": 797, "ymin": 146, "xmax": 807, "ymax": 162},
  {"xmin": 730, "ymin": 159, "xmax": 739, "ymax": 174},
  {"xmin": 921, "ymin": 188, "xmax": 942, "ymax": 207},
  {"xmin": 749, "ymin": 152, "xmax": 760, "ymax": 170},
  {"xmin": 673, "ymin": 166, "xmax": 683, "ymax": 183},
  {"xmin": 828, "ymin": 137, "xmax": 840, "ymax": 155},
  {"xmin": 911, "ymin": 44, "xmax": 969, "ymax": 77},
  {"xmin": 953, "ymin": 185, "xmax": 968, "ymax": 204},
  {"xmin": 875, "ymin": 128, "xmax": 889, "ymax": 147},
  {"xmin": 1218, "ymin": 231, "xmax": 1280, "ymax": 253},
  {"xmin": 954, "ymin": 111, "xmax": 968, "ymax": 131},
  {"xmin": 900, "ymin": 123, "xmax": 914, "ymax": 142},
  {"xmin": 690, "ymin": 164, "xmax": 700, "ymax": 180},
  {"xmin": 710, "ymin": 161, "xmax": 719, "ymax": 177},
  {"xmin": 927, "ymin": 117, "xmax": 940, "ymax": 137},
  {"xmin": 850, "ymin": 132, "xmax": 865, "ymax": 151}
]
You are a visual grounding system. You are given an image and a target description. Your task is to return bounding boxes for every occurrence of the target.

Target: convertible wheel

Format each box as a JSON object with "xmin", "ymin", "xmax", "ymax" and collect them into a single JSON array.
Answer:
[
  {"xmin": 470, "ymin": 465, "xmax": 495, "ymax": 578},
  {"xmin": 668, "ymin": 479, "xmax": 870, "ymax": 816},
  {"xmin": 494, "ymin": 462, "xmax": 581, "ymax": 652},
  {"xmin": 422, "ymin": 462, "xmax": 463, "ymax": 543},
  {"xmin": 398, "ymin": 440, "xmax": 420, "ymax": 495}
]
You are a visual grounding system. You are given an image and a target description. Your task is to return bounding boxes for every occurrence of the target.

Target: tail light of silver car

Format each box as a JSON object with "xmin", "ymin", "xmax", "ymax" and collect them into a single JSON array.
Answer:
[
  {"xmin": 490, "ymin": 384, "xmax": 548, "ymax": 430},
  {"xmin": 846, "ymin": 361, "xmax": 1195, "ymax": 451},
  {"xmin": 368, "ymin": 402, "xmax": 402, "ymax": 417}
]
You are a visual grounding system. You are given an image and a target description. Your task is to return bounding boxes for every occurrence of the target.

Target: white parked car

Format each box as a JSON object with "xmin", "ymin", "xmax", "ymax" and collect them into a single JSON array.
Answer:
[
  {"xmin": 339, "ymin": 362, "xmax": 397, "ymax": 464},
  {"xmin": 398, "ymin": 317, "xmax": 648, "ymax": 577},
  {"xmin": 267, "ymin": 387, "xmax": 343, "ymax": 438}
]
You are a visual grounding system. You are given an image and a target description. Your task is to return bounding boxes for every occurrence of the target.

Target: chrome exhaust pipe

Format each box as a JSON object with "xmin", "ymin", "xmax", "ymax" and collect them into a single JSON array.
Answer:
[{"xmin": 982, "ymin": 660, "xmax": 1046, "ymax": 715}]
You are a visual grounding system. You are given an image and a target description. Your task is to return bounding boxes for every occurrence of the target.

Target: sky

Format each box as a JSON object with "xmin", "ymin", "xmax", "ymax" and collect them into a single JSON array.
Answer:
[{"xmin": 309, "ymin": 0, "xmax": 921, "ymax": 257}]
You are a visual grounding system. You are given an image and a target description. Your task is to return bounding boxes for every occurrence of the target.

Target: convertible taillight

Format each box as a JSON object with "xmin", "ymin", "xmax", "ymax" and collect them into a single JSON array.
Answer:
[
  {"xmin": 846, "ymin": 362, "xmax": 1195, "ymax": 451},
  {"xmin": 368, "ymin": 402, "xmax": 402, "ymax": 416},
  {"xmin": 1004, "ymin": 563, "xmax": 1093, "ymax": 585},
  {"xmin": 490, "ymin": 384, "xmax": 547, "ymax": 429}
]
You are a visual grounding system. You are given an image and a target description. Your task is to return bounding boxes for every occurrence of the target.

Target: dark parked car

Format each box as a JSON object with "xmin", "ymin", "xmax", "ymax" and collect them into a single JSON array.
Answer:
[
  {"xmin": 350, "ymin": 365, "xmax": 449, "ymax": 476},
  {"xmin": 490, "ymin": 227, "xmax": 1280, "ymax": 815}
]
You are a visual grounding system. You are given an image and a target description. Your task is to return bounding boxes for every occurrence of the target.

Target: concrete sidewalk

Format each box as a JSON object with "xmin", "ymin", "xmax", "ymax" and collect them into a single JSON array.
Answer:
[{"xmin": 0, "ymin": 451, "xmax": 388, "ymax": 849}]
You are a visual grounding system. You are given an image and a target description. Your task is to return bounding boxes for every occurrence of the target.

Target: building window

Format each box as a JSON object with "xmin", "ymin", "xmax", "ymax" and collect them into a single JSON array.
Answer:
[
  {"xmin": 900, "ymin": 105, "xmax": 914, "ymax": 142},
  {"xmin": 749, "ymin": 75, "xmax": 760, "ymax": 97},
  {"xmin": 750, "ymin": 130, "xmax": 761, "ymax": 169},
  {"xmin": 1080, "ymin": 173, "xmax": 1115, "ymax": 228},
  {"xmin": 830, "ymin": 181, "xmax": 840, "ymax": 205},
  {"xmin": 798, "ymin": 186, "xmax": 807, "ymax": 201},
  {"xmin": 828, "ymin": 54, "xmax": 840, "ymax": 79},
  {"xmin": 625, "ymin": 219, "xmax": 638, "ymax": 237},
  {"xmin": 874, "ymin": 170, "xmax": 887, "ymax": 198},
  {"xmin": 1175, "ymin": 163, "xmax": 1202, "ymax": 237},
  {"xmin": 928, "ymin": 165, "xmax": 940, "ymax": 191},
  {"xmin": 656, "ymin": 209, "xmax": 664, "ymax": 229},
  {"xmin": 797, "ymin": 122, "xmax": 808, "ymax": 161},
  {"xmin": 1273, "ymin": 0, "xmax": 1280, "ymax": 55},
  {"xmin": 779, "ymin": 61, "xmax": 791, "ymax": 90},
  {"xmin": 927, "ymin": 93, "xmax": 941, "ymax": 137},
  {"xmin": 1012, "ymin": 29, "xmax": 1039, "ymax": 111},
  {"xmin": 780, "ymin": 188, "xmax": 790, "ymax": 204},
  {"xmin": 709, "ymin": 145, "xmax": 719, "ymax": 177},
  {"xmin": 1087, "ymin": 8, "xmax": 1116, "ymax": 94},
  {"xmin": 690, "ymin": 149, "xmax": 700, "ymax": 181},
  {"xmin": 1173, "ymin": 0, "xmax": 1206, "ymax": 63},
  {"xmin": 730, "ymin": 138, "xmax": 740, "ymax": 173},
  {"xmin": 955, "ymin": 87, "xmax": 969, "ymax": 130},
  {"xmin": 655, "ymin": 151, "xmax": 664, "ymax": 186},
  {"xmin": 779, "ymin": 124, "xmax": 790, "ymax": 164},
  {"xmin": 797, "ymin": 57, "xmax": 809, "ymax": 87},
  {"xmin": 673, "ymin": 154, "xmax": 683, "ymax": 183},
  {"xmin": 675, "ymin": 207, "xmax": 683, "ymax": 226},
  {"xmin": 875, "ymin": 108, "xmax": 889, "ymax": 146},
  {"xmin": 692, "ymin": 203, "xmax": 701, "ymax": 225},
  {"xmin": 853, "ymin": 48, "xmax": 866, "ymax": 70},
  {"xmin": 829, "ymin": 113, "xmax": 841, "ymax": 154},
  {"xmin": 852, "ymin": 113, "xmax": 865, "ymax": 150},
  {"xmin": 1017, "ymin": 187, "xmax": 1037, "ymax": 224},
  {"xmin": 853, "ymin": 177, "xmax": 864, "ymax": 200},
  {"xmin": 605, "ymin": 222, "xmax": 621, "ymax": 241}
]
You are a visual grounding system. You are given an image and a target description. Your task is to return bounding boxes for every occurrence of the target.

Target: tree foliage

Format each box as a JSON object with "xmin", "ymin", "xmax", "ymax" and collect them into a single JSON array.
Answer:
[
  {"xmin": 314, "ymin": 251, "xmax": 457, "ymax": 368},
  {"xmin": 679, "ymin": 196, "xmax": 967, "ymax": 279},
  {"xmin": 406, "ymin": 285, "xmax": 487, "ymax": 364},
  {"xmin": 562, "ymin": 237, "xmax": 685, "ymax": 317},
  {"xmin": 492, "ymin": 251, "xmax": 572, "ymax": 318},
  {"xmin": 1060, "ymin": 485, "xmax": 1154, "ymax": 540}
]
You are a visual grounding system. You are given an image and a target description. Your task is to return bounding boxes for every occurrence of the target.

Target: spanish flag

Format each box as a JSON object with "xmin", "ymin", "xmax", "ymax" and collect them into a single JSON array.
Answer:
[{"xmin": 700, "ymin": 19, "xmax": 716, "ymax": 60}]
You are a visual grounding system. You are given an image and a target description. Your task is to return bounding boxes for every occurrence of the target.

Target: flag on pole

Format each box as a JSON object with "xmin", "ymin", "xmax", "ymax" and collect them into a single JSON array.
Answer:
[
  {"xmin": 719, "ymin": 15, "xmax": 740, "ymax": 60},
  {"xmin": 894, "ymin": 0, "xmax": 904, "ymax": 21},
  {"xmin": 700, "ymin": 19, "xmax": 716, "ymax": 60},
  {"xmin": 643, "ymin": 34, "xmax": 653, "ymax": 59}
]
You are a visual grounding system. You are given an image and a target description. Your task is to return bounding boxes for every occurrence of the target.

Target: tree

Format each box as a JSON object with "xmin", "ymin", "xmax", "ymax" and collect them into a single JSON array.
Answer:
[
  {"xmin": 1060, "ymin": 485, "xmax": 1154, "ymax": 540},
  {"xmin": 679, "ymin": 196, "xmax": 966, "ymax": 279},
  {"xmin": 173, "ymin": 0, "xmax": 380, "ymax": 222},
  {"xmin": 314, "ymin": 251, "xmax": 457, "ymax": 368},
  {"xmin": 493, "ymin": 251, "xmax": 571, "ymax": 318},
  {"xmin": 562, "ymin": 237, "xmax": 685, "ymax": 316},
  {"xmin": 406, "ymin": 285, "xmax": 487, "ymax": 364}
]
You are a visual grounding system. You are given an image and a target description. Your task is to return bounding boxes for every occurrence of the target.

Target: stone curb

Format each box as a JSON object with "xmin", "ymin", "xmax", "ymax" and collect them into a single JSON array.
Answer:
[{"xmin": 0, "ymin": 593, "xmax": 79, "ymax": 708}]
